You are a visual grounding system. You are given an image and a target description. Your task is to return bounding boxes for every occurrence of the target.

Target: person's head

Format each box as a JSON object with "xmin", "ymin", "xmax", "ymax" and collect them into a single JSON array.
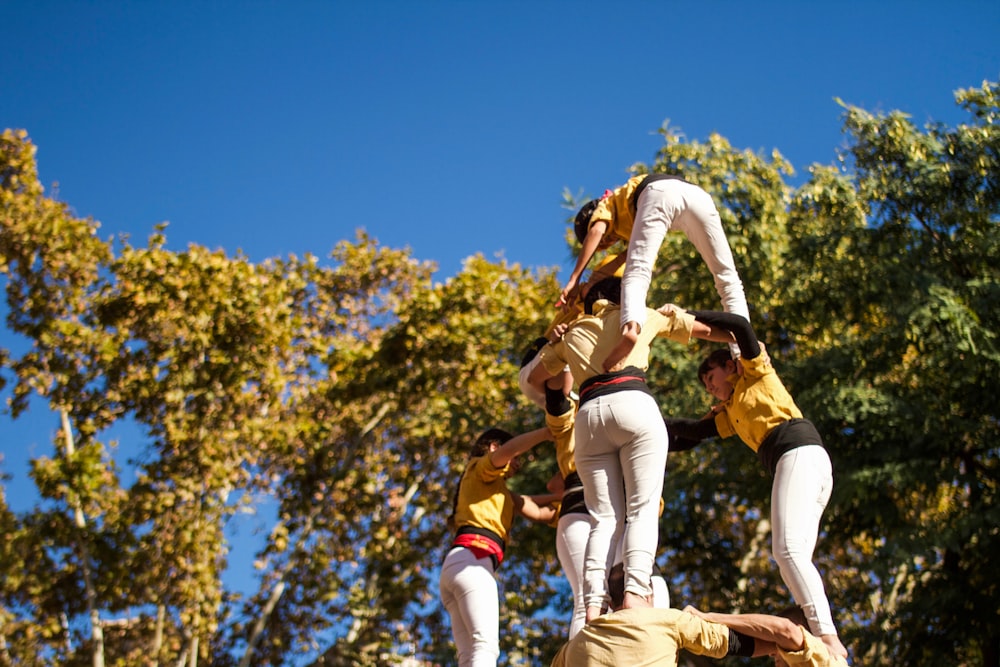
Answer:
[
  {"xmin": 574, "ymin": 199, "xmax": 600, "ymax": 245},
  {"xmin": 698, "ymin": 348, "xmax": 738, "ymax": 401},
  {"xmin": 583, "ymin": 276, "xmax": 621, "ymax": 315},
  {"xmin": 471, "ymin": 428, "xmax": 514, "ymax": 457},
  {"xmin": 606, "ymin": 562, "xmax": 653, "ymax": 611}
]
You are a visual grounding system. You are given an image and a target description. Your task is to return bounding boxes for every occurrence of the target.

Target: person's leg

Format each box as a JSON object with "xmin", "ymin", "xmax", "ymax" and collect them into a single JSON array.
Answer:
[
  {"xmin": 771, "ymin": 446, "xmax": 846, "ymax": 657},
  {"xmin": 608, "ymin": 391, "xmax": 669, "ymax": 603},
  {"xmin": 671, "ymin": 182, "xmax": 749, "ymax": 321},
  {"xmin": 574, "ymin": 398, "xmax": 625, "ymax": 618},
  {"xmin": 556, "ymin": 512, "xmax": 592, "ymax": 638},
  {"xmin": 620, "ymin": 182, "xmax": 675, "ymax": 330},
  {"xmin": 440, "ymin": 547, "xmax": 501, "ymax": 667}
]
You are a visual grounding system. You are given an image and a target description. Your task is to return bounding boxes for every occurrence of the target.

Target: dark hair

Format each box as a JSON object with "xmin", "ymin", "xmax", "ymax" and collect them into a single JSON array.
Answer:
[
  {"xmin": 470, "ymin": 428, "xmax": 514, "ymax": 458},
  {"xmin": 607, "ymin": 562, "xmax": 657, "ymax": 610},
  {"xmin": 584, "ymin": 276, "xmax": 621, "ymax": 315},
  {"xmin": 574, "ymin": 199, "xmax": 600, "ymax": 244},
  {"xmin": 697, "ymin": 348, "xmax": 733, "ymax": 385},
  {"xmin": 777, "ymin": 605, "xmax": 809, "ymax": 627},
  {"xmin": 607, "ymin": 562, "xmax": 626, "ymax": 610},
  {"xmin": 519, "ymin": 337, "xmax": 549, "ymax": 369}
]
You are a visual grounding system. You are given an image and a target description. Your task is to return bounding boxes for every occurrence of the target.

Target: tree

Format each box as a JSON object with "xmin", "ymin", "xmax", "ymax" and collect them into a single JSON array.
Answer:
[{"xmin": 3, "ymin": 78, "xmax": 997, "ymax": 666}]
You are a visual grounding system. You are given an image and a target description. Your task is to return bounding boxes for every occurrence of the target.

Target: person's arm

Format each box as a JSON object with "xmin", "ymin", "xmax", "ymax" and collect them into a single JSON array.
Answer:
[
  {"xmin": 514, "ymin": 492, "xmax": 560, "ymax": 523},
  {"xmin": 546, "ymin": 470, "xmax": 565, "ymax": 494},
  {"xmin": 683, "ymin": 606, "xmax": 804, "ymax": 655},
  {"xmin": 688, "ymin": 310, "xmax": 761, "ymax": 359},
  {"xmin": 658, "ymin": 305, "xmax": 738, "ymax": 345},
  {"xmin": 600, "ymin": 320, "xmax": 640, "ymax": 372},
  {"xmin": 527, "ymin": 352, "xmax": 559, "ymax": 397},
  {"xmin": 558, "ymin": 220, "xmax": 609, "ymax": 308},
  {"xmin": 489, "ymin": 426, "xmax": 551, "ymax": 469},
  {"xmin": 663, "ymin": 416, "xmax": 719, "ymax": 451}
]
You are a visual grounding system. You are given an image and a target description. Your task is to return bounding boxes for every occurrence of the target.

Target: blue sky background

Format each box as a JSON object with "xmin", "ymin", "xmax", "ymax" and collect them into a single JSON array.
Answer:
[{"xmin": 2, "ymin": 0, "xmax": 998, "ymax": 652}]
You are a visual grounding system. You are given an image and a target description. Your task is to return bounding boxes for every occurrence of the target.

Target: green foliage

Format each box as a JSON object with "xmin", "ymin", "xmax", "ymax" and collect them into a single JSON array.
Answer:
[{"xmin": 2, "ymin": 79, "xmax": 999, "ymax": 666}]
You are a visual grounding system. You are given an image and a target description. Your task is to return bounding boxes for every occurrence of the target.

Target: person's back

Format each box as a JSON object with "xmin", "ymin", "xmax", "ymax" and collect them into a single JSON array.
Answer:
[{"xmin": 550, "ymin": 607, "xmax": 731, "ymax": 667}]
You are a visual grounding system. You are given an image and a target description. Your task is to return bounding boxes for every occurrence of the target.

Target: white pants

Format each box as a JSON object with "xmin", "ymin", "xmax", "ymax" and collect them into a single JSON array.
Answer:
[
  {"xmin": 556, "ymin": 512, "xmax": 592, "ymax": 638},
  {"xmin": 771, "ymin": 445, "xmax": 837, "ymax": 637},
  {"xmin": 622, "ymin": 179, "xmax": 749, "ymax": 332},
  {"xmin": 574, "ymin": 390, "xmax": 668, "ymax": 610},
  {"xmin": 439, "ymin": 547, "xmax": 500, "ymax": 667}
]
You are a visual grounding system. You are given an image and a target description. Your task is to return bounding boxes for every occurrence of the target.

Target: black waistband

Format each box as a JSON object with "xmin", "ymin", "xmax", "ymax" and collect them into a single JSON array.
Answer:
[
  {"xmin": 757, "ymin": 418, "xmax": 825, "ymax": 475},
  {"xmin": 559, "ymin": 487, "xmax": 589, "ymax": 518},
  {"xmin": 579, "ymin": 367, "xmax": 650, "ymax": 405},
  {"xmin": 629, "ymin": 173, "xmax": 690, "ymax": 214}
]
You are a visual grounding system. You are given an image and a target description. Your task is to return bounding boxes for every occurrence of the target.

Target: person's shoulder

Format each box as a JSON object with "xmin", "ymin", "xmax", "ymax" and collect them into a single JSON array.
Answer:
[
  {"xmin": 740, "ymin": 352, "xmax": 776, "ymax": 377},
  {"xmin": 549, "ymin": 642, "xmax": 569, "ymax": 667}
]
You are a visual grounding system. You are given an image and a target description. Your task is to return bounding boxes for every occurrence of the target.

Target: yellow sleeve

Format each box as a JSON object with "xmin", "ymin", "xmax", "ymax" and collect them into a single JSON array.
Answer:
[
  {"xmin": 652, "ymin": 308, "xmax": 696, "ymax": 343},
  {"xmin": 538, "ymin": 343, "xmax": 568, "ymax": 377},
  {"xmin": 475, "ymin": 453, "xmax": 508, "ymax": 483},
  {"xmin": 675, "ymin": 614, "xmax": 732, "ymax": 658}
]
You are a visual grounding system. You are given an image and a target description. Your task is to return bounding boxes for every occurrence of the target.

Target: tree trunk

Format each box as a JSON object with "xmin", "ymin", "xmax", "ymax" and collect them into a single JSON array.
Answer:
[{"xmin": 60, "ymin": 410, "xmax": 105, "ymax": 667}]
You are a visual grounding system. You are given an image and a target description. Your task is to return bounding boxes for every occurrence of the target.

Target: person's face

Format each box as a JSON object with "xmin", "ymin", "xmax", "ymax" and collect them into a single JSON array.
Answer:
[{"xmin": 701, "ymin": 362, "xmax": 735, "ymax": 401}]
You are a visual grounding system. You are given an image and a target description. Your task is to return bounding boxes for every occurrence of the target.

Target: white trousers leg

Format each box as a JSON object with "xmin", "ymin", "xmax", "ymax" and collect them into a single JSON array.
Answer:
[
  {"xmin": 623, "ymin": 179, "xmax": 748, "ymax": 344},
  {"xmin": 556, "ymin": 512, "xmax": 592, "ymax": 638},
  {"xmin": 439, "ymin": 547, "xmax": 500, "ymax": 667},
  {"xmin": 771, "ymin": 446, "xmax": 837, "ymax": 637},
  {"xmin": 574, "ymin": 391, "xmax": 668, "ymax": 610}
]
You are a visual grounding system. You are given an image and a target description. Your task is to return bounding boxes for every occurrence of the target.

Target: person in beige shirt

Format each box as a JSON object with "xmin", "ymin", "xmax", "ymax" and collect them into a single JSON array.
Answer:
[
  {"xmin": 550, "ymin": 563, "xmax": 767, "ymax": 666},
  {"xmin": 529, "ymin": 276, "xmax": 734, "ymax": 621}
]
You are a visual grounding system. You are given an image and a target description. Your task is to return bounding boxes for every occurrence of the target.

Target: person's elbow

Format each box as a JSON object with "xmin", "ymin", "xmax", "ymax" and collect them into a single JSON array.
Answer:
[{"xmin": 773, "ymin": 619, "xmax": 806, "ymax": 650}]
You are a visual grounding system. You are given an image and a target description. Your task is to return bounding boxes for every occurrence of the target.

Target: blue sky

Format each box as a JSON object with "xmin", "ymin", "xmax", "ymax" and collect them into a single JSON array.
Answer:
[{"xmin": 2, "ymin": 0, "xmax": 998, "ymax": 645}]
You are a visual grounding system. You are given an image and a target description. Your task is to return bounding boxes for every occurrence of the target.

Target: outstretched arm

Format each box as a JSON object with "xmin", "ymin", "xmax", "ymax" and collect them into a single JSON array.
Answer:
[
  {"xmin": 558, "ymin": 220, "xmax": 609, "ymax": 308},
  {"xmin": 489, "ymin": 427, "xmax": 551, "ymax": 469},
  {"xmin": 514, "ymin": 492, "xmax": 560, "ymax": 523},
  {"xmin": 688, "ymin": 310, "xmax": 761, "ymax": 359},
  {"xmin": 664, "ymin": 416, "xmax": 720, "ymax": 452},
  {"xmin": 683, "ymin": 606, "xmax": 800, "ymax": 656}
]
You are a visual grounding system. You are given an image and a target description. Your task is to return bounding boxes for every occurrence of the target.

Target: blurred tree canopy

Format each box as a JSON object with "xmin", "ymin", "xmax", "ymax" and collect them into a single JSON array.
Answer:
[{"xmin": 1, "ymin": 78, "xmax": 997, "ymax": 667}]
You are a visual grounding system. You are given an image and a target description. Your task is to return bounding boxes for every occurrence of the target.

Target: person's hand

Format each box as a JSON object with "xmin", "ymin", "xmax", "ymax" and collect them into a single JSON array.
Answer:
[
  {"xmin": 550, "ymin": 323, "xmax": 569, "ymax": 342},
  {"xmin": 602, "ymin": 321, "xmax": 640, "ymax": 372},
  {"xmin": 682, "ymin": 605, "xmax": 707, "ymax": 619},
  {"xmin": 555, "ymin": 281, "xmax": 580, "ymax": 309},
  {"xmin": 758, "ymin": 341, "xmax": 770, "ymax": 365},
  {"xmin": 656, "ymin": 303, "xmax": 680, "ymax": 316}
]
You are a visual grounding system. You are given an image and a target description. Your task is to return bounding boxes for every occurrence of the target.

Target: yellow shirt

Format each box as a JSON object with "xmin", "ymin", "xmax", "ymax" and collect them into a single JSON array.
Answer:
[
  {"xmin": 550, "ymin": 608, "xmax": 731, "ymax": 666},
  {"xmin": 590, "ymin": 175, "xmax": 646, "ymax": 243},
  {"xmin": 546, "ymin": 401, "xmax": 577, "ymax": 479},
  {"xmin": 451, "ymin": 454, "xmax": 515, "ymax": 542},
  {"xmin": 779, "ymin": 627, "xmax": 850, "ymax": 667},
  {"xmin": 538, "ymin": 301, "xmax": 696, "ymax": 387},
  {"xmin": 713, "ymin": 353, "xmax": 803, "ymax": 453}
]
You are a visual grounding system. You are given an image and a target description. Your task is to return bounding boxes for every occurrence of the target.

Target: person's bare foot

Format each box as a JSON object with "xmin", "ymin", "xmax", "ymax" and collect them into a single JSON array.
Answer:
[{"xmin": 821, "ymin": 634, "xmax": 849, "ymax": 660}]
